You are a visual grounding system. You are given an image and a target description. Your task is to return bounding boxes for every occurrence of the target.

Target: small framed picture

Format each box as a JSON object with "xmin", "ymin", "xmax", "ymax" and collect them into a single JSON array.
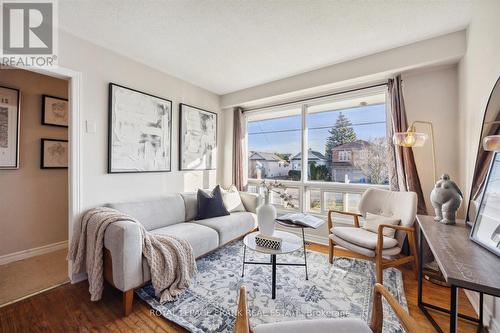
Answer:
[
  {"xmin": 41, "ymin": 138, "xmax": 68, "ymax": 169},
  {"xmin": 0, "ymin": 85, "xmax": 20, "ymax": 169},
  {"xmin": 42, "ymin": 95, "xmax": 68, "ymax": 127}
]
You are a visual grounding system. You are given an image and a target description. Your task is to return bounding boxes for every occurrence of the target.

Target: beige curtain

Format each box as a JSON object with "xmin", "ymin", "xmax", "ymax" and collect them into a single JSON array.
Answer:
[
  {"xmin": 387, "ymin": 76, "xmax": 427, "ymax": 215},
  {"xmin": 233, "ymin": 107, "xmax": 246, "ymax": 191}
]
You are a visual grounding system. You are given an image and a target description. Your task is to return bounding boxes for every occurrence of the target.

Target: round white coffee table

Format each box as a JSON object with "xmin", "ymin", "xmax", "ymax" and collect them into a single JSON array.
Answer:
[{"xmin": 242, "ymin": 230, "xmax": 304, "ymax": 299}]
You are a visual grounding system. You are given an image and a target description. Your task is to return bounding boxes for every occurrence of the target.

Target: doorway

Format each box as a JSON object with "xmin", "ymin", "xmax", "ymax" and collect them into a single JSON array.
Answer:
[{"xmin": 0, "ymin": 65, "xmax": 81, "ymax": 306}]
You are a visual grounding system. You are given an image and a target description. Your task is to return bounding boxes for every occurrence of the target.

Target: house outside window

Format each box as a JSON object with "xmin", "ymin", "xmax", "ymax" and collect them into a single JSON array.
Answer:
[{"xmin": 245, "ymin": 85, "xmax": 389, "ymax": 216}]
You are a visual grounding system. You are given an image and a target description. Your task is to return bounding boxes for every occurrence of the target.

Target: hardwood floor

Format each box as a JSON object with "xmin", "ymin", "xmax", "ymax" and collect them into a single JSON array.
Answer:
[{"xmin": 0, "ymin": 244, "xmax": 480, "ymax": 333}]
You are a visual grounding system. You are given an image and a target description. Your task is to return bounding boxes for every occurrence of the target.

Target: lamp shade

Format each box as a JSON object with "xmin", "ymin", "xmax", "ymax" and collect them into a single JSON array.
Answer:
[
  {"xmin": 393, "ymin": 131, "xmax": 428, "ymax": 147},
  {"xmin": 483, "ymin": 135, "xmax": 500, "ymax": 151}
]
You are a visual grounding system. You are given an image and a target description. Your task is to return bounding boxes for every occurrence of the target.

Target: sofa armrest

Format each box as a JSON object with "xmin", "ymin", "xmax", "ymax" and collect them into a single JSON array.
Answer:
[
  {"xmin": 239, "ymin": 192, "xmax": 261, "ymax": 213},
  {"xmin": 104, "ymin": 220, "xmax": 144, "ymax": 292}
]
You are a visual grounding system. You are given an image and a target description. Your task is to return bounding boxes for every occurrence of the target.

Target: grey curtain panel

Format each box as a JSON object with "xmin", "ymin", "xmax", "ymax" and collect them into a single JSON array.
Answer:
[
  {"xmin": 387, "ymin": 76, "xmax": 427, "ymax": 215},
  {"xmin": 233, "ymin": 107, "xmax": 246, "ymax": 191}
]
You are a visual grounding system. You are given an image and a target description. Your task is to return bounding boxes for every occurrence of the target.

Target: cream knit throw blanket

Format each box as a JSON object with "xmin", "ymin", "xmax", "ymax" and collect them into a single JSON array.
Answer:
[{"xmin": 68, "ymin": 207, "xmax": 197, "ymax": 303}]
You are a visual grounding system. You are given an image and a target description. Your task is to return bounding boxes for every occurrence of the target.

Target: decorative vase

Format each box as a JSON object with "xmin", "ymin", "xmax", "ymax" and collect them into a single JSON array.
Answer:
[
  {"xmin": 430, "ymin": 174, "xmax": 463, "ymax": 225},
  {"xmin": 257, "ymin": 191, "xmax": 276, "ymax": 236}
]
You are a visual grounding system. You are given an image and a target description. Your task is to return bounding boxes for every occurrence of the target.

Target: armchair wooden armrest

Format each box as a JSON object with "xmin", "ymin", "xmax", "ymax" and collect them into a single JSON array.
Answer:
[
  {"xmin": 235, "ymin": 286, "xmax": 250, "ymax": 333},
  {"xmin": 376, "ymin": 224, "xmax": 415, "ymax": 252},
  {"xmin": 327, "ymin": 210, "xmax": 362, "ymax": 231},
  {"xmin": 370, "ymin": 283, "xmax": 418, "ymax": 333},
  {"xmin": 375, "ymin": 224, "xmax": 419, "ymax": 282}
]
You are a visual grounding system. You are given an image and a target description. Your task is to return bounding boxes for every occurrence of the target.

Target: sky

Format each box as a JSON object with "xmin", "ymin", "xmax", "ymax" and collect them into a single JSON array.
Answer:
[{"xmin": 248, "ymin": 104, "xmax": 387, "ymax": 156}]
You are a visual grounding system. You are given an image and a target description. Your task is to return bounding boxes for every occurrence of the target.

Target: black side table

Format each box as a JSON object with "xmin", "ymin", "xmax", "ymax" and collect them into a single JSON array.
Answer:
[{"xmin": 275, "ymin": 219, "xmax": 310, "ymax": 280}]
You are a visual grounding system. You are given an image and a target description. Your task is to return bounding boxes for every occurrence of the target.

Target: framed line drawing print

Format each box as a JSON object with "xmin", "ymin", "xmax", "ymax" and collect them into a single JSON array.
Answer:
[
  {"xmin": 179, "ymin": 103, "xmax": 217, "ymax": 171},
  {"xmin": 0, "ymin": 86, "xmax": 20, "ymax": 169},
  {"xmin": 41, "ymin": 138, "xmax": 68, "ymax": 169},
  {"xmin": 108, "ymin": 83, "xmax": 172, "ymax": 173},
  {"xmin": 42, "ymin": 95, "xmax": 69, "ymax": 127}
]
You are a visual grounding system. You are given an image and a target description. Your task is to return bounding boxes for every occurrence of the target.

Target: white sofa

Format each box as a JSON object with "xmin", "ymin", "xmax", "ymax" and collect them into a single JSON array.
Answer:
[{"xmin": 102, "ymin": 191, "xmax": 260, "ymax": 315}]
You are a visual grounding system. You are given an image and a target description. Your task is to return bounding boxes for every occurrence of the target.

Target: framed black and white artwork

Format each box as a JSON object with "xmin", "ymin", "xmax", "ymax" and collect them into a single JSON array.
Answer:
[
  {"xmin": 108, "ymin": 83, "xmax": 172, "ymax": 173},
  {"xmin": 470, "ymin": 151, "xmax": 500, "ymax": 257},
  {"xmin": 179, "ymin": 103, "xmax": 217, "ymax": 171},
  {"xmin": 41, "ymin": 138, "xmax": 68, "ymax": 169},
  {"xmin": 42, "ymin": 95, "xmax": 68, "ymax": 127},
  {"xmin": 0, "ymin": 86, "xmax": 20, "ymax": 169}
]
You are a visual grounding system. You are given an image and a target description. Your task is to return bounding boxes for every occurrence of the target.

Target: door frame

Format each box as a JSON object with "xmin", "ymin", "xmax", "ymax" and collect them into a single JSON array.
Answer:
[{"xmin": 28, "ymin": 66, "xmax": 82, "ymax": 282}]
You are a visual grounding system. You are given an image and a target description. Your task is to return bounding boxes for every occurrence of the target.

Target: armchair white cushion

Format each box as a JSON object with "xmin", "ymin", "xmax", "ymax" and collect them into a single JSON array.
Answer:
[
  {"xmin": 362, "ymin": 213, "xmax": 400, "ymax": 237},
  {"xmin": 332, "ymin": 227, "xmax": 399, "ymax": 250},
  {"xmin": 254, "ymin": 318, "xmax": 371, "ymax": 333}
]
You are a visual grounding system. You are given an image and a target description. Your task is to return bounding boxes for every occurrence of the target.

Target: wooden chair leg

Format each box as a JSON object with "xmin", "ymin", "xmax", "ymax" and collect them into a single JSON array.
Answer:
[
  {"xmin": 123, "ymin": 289, "xmax": 134, "ymax": 316},
  {"xmin": 408, "ymin": 232, "xmax": 419, "ymax": 279},
  {"xmin": 375, "ymin": 255, "xmax": 383, "ymax": 283},
  {"xmin": 329, "ymin": 239, "xmax": 335, "ymax": 264}
]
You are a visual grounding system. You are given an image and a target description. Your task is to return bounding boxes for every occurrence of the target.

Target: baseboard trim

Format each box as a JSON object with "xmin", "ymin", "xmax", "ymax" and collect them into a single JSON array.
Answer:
[
  {"xmin": 0, "ymin": 240, "xmax": 68, "ymax": 265},
  {"xmin": 465, "ymin": 290, "xmax": 500, "ymax": 332}
]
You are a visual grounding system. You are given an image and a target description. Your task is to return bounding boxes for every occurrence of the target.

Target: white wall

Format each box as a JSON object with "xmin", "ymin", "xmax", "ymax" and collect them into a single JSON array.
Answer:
[
  {"xmin": 221, "ymin": 30, "xmax": 466, "ymax": 109},
  {"xmin": 57, "ymin": 31, "xmax": 221, "ymax": 212},
  {"xmin": 402, "ymin": 65, "xmax": 459, "ymax": 214},
  {"xmin": 458, "ymin": 1, "xmax": 500, "ymax": 331}
]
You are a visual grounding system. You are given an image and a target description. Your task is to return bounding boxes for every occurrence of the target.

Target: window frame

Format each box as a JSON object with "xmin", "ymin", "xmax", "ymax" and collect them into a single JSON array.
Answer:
[{"xmin": 244, "ymin": 85, "xmax": 390, "ymax": 217}]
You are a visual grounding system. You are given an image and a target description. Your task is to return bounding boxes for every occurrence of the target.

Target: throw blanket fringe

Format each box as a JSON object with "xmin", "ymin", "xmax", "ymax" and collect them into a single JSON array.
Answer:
[{"xmin": 68, "ymin": 207, "xmax": 197, "ymax": 303}]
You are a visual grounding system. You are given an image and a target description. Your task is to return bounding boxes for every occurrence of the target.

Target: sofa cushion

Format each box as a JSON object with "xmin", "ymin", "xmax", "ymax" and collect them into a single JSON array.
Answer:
[
  {"xmin": 106, "ymin": 194, "xmax": 185, "ymax": 231},
  {"xmin": 332, "ymin": 227, "xmax": 398, "ymax": 250},
  {"xmin": 195, "ymin": 212, "xmax": 257, "ymax": 245},
  {"xmin": 196, "ymin": 186, "xmax": 230, "ymax": 220},
  {"xmin": 151, "ymin": 223, "xmax": 219, "ymax": 258},
  {"xmin": 181, "ymin": 192, "xmax": 198, "ymax": 221}
]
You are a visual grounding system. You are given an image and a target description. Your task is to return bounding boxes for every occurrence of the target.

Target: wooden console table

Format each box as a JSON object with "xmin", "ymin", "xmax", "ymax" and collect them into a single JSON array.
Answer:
[{"xmin": 417, "ymin": 215, "xmax": 500, "ymax": 333}]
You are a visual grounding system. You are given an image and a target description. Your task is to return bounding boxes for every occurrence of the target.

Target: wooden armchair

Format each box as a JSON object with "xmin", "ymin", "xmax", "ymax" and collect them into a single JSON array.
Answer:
[
  {"xmin": 328, "ymin": 188, "xmax": 419, "ymax": 283},
  {"xmin": 235, "ymin": 284, "xmax": 418, "ymax": 333}
]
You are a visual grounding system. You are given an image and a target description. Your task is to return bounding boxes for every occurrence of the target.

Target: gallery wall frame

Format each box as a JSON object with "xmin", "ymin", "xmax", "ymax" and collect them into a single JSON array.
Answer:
[
  {"xmin": 179, "ymin": 103, "xmax": 217, "ymax": 171},
  {"xmin": 108, "ymin": 83, "xmax": 173, "ymax": 173},
  {"xmin": 42, "ymin": 94, "xmax": 69, "ymax": 127},
  {"xmin": 40, "ymin": 138, "xmax": 69, "ymax": 169},
  {"xmin": 0, "ymin": 85, "xmax": 21, "ymax": 169}
]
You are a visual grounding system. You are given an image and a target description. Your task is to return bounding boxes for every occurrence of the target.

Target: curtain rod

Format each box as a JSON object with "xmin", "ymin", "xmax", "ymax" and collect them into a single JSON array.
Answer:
[{"xmin": 242, "ymin": 82, "xmax": 389, "ymax": 113}]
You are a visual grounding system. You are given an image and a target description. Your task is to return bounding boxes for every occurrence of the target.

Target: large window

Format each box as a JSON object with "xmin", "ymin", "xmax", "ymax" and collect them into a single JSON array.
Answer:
[
  {"xmin": 307, "ymin": 93, "xmax": 388, "ymax": 185},
  {"xmin": 247, "ymin": 107, "xmax": 301, "ymax": 181},
  {"xmin": 246, "ymin": 86, "xmax": 389, "ymax": 215}
]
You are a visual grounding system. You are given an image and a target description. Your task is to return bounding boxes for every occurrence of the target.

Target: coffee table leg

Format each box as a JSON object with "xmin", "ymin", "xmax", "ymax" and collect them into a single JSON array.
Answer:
[
  {"xmin": 271, "ymin": 254, "xmax": 276, "ymax": 299},
  {"xmin": 241, "ymin": 245, "xmax": 246, "ymax": 277},
  {"xmin": 302, "ymin": 227, "xmax": 308, "ymax": 280}
]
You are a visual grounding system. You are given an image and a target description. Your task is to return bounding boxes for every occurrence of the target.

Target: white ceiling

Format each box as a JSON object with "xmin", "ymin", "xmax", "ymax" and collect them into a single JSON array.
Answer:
[{"xmin": 59, "ymin": 0, "xmax": 472, "ymax": 95}]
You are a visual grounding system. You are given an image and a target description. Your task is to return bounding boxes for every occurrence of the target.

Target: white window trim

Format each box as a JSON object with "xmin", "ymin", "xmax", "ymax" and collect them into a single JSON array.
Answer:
[{"xmin": 244, "ymin": 85, "xmax": 389, "ymax": 217}]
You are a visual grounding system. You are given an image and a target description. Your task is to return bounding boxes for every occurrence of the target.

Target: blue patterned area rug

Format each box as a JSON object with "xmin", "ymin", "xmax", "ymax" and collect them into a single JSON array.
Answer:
[{"xmin": 136, "ymin": 239, "xmax": 407, "ymax": 333}]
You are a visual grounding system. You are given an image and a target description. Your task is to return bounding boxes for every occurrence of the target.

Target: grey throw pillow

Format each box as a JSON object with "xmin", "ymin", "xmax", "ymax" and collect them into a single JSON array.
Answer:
[{"xmin": 195, "ymin": 185, "xmax": 230, "ymax": 220}]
